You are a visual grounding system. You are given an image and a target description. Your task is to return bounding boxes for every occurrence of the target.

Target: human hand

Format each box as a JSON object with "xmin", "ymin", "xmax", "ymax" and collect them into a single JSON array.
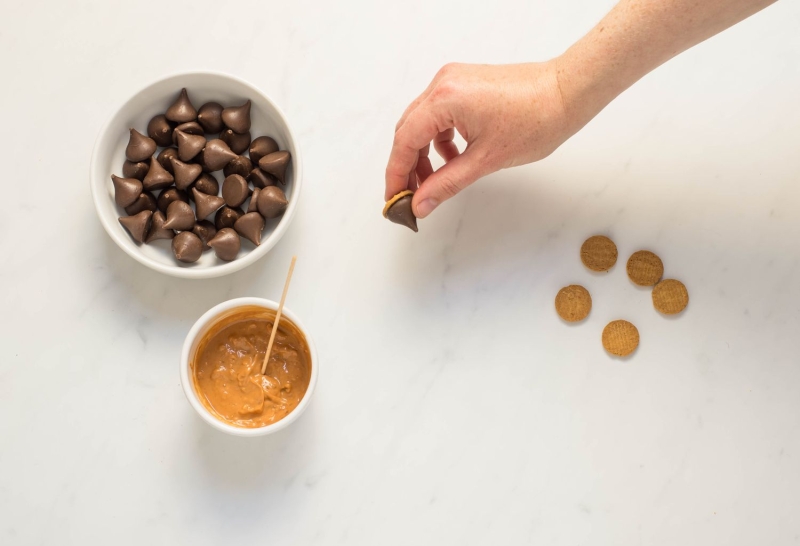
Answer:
[{"xmin": 385, "ymin": 61, "xmax": 580, "ymax": 219}]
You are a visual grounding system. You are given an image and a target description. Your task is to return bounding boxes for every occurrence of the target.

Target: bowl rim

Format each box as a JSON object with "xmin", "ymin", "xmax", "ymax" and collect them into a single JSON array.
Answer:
[
  {"xmin": 180, "ymin": 297, "xmax": 318, "ymax": 437},
  {"xmin": 90, "ymin": 70, "xmax": 302, "ymax": 279}
]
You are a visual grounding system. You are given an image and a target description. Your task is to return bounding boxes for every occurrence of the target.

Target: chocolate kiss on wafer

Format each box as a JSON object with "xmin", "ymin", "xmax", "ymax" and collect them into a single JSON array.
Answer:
[
  {"xmin": 258, "ymin": 151, "xmax": 290, "ymax": 184},
  {"xmin": 122, "ymin": 160, "xmax": 149, "ymax": 181},
  {"xmin": 145, "ymin": 211, "xmax": 174, "ymax": 243},
  {"xmin": 193, "ymin": 187, "xmax": 225, "ymax": 219},
  {"xmin": 125, "ymin": 128, "xmax": 156, "ymax": 162},
  {"xmin": 248, "ymin": 187, "xmax": 261, "ymax": 213},
  {"xmin": 147, "ymin": 114, "xmax": 174, "ymax": 147},
  {"xmin": 222, "ymin": 174, "xmax": 250, "ymax": 207},
  {"xmin": 208, "ymin": 227, "xmax": 241, "ymax": 261},
  {"xmin": 215, "ymin": 206, "xmax": 244, "ymax": 230},
  {"xmin": 224, "ymin": 155, "xmax": 253, "ymax": 178},
  {"xmin": 221, "ymin": 100, "xmax": 251, "ymax": 134},
  {"xmin": 157, "ymin": 147, "xmax": 179, "ymax": 173},
  {"xmin": 172, "ymin": 122, "xmax": 203, "ymax": 145},
  {"xmin": 170, "ymin": 157, "xmax": 202, "ymax": 190},
  {"xmin": 172, "ymin": 231, "xmax": 203, "ymax": 263},
  {"xmin": 124, "ymin": 191, "xmax": 157, "ymax": 216},
  {"xmin": 221, "ymin": 129, "xmax": 251, "ymax": 155},
  {"xmin": 192, "ymin": 220, "xmax": 217, "ymax": 251},
  {"xmin": 194, "ymin": 173, "xmax": 219, "ymax": 196},
  {"xmin": 202, "ymin": 139, "xmax": 237, "ymax": 171},
  {"xmin": 175, "ymin": 130, "xmax": 206, "ymax": 162},
  {"xmin": 143, "ymin": 157, "xmax": 174, "ymax": 191},
  {"xmin": 163, "ymin": 200, "xmax": 196, "ymax": 231},
  {"xmin": 248, "ymin": 168, "xmax": 275, "ymax": 188},
  {"xmin": 249, "ymin": 136, "xmax": 278, "ymax": 165},
  {"xmin": 234, "ymin": 212, "xmax": 265, "ymax": 246},
  {"xmin": 257, "ymin": 186, "xmax": 288, "ymax": 218},
  {"xmin": 119, "ymin": 210, "xmax": 153, "ymax": 244},
  {"xmin": 111, "ymin": 174, "xmax": 142, "ymax": 207},
  {"xmin": 385, "ymin": 194, "xmax": 417, "ymax": 232},
  {"xmin": 165, "ymin": 88, "xmax": 197, "ymax": 123},
  {"xmin": 197, "ymin": 102, "xmax": 224, "ymax": 133},
  {"xmin": 157, "ymin": 188, "xmax": 189, "ymax": 214}
]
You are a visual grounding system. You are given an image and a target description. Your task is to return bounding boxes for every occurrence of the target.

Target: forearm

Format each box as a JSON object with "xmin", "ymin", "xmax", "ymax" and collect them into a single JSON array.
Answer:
[{"xmin": 557, "ymin": 0, "xmax": 778, "ymax": 128}]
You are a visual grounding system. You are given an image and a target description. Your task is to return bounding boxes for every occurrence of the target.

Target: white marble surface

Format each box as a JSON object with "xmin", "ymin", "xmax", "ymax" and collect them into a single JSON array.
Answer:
[{"xmin": 2, "ymin": 1, "xmax": 800, "ymax": 544}]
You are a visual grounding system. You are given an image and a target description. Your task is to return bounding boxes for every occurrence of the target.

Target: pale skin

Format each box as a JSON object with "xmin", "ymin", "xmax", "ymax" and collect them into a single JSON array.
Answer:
[{"xmin": 385, "ymin": 0, "xmax": 779, "ymax": 219}]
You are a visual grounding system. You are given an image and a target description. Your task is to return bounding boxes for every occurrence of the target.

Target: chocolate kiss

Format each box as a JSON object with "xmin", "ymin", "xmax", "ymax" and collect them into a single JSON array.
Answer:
[
  {"xmin": 111, "ymin": 174, "xmax": 143, "ymax": 207},
  {"xmin": 221, "ymin": 100, "xmax": 251, "ymax": 134},
  {"xmin": 249, "ymin": 136, "xmax": 278, "ymax": 165},
  {"xmin": 165, "ymin": 88, "xmax": 197, "ymax": 123},
  {"xmin": 143, "ymin": 157, "xmax": 174, "ymax": 191},
  {"xmin": 234, "ymin": 212, "xmax": 265, "ymax": 246},
  {"xmin": 192, "ymin": 220, "xmax": 217, "ymax": 251},
  {"xmin": 220, "ymin": 129, "xmax": 251, "ymax": 155},
  {"xmin": 208, "ymin": 228, "xmax": 241, "ymax": 261},
  {"xmin": 223, "ymin": 155, "xmax": 253, "ymax": 178},
  {"xmin": 257, "ymin": 186, "xmax": 288, "ymax": 219},
  {"xmin": 157, "ymin": 188, "xmax": 189, "ymax": 214},
  {"xmin": 147, "ymin": 114, "xmax": 174, "ymax": 147},
  {"xmin": 197, "ymin": 102, "xmax": 224, "ymax": 134},
  {"xmin": 192, "ymin": 187, "xmax": 225, "ymax": 219},
  {"xmin": 125, "ymin": 128, "xmax": 157, "ymax": 162},
  {"xmin": 145, "ymin": 211, "xmax": 175, "ymax": 243},
  {"xmin": 202, "ymin": 139, "xmax": 237, "ymax": 171},
  {"xmin": 247, "ymin": 168, "xmax": 276, "ymax": 188},
  {"xmin": 124, "ymin": 191, "xmax": 157, "ymax": 216},
  {"xmin": 175, "ymin": 130, "xmax": 206, "ymax": 162},
  {"xmin": 162, "ymin": 200, "xmax": 196, "ymax": 231},
  {"xmin": 119, "ymin": 210, "xmax": 153, "ymax": 244},
  {"xmin": 258, "ymin": 151, "xmax": 290, "ymax": 184},
  {"xmin": 172, "ymin": 121, "xmax": 204, "ymax": 144},
  {"xmin": 194, "ymin": 148, "xmax": 211, "ymax": 173},
  {"xmin": 215, "ymin": 206, "xmax": 244, "ymax": 230},
  {"xmin": 194, "ymin": 173, "xmax": 219, "ymax": 196},
  {"xmin": 385, "ymin": 194, "xmax": 418, "ymax": 232},
  {"xmin": 157, "ymin": 147, "xmax": 179, "ymax": 173},
  {"xmin": 172, "ymin": 231, "xmax": 203, "ymax": 263},
  {"xmin": 170, "ymin": 157, "xmax": 202, "ymax": 190},
  {"xmin": 222, "ymin": 174, "xmax": 250, "ymax": 207},
  {"xmin": 122, "ymin": 160, "xmax": 149, "ymax": 181},
  {"xmin": 248, "ymin": 187, "xmax": 261, "ymax": 213}
]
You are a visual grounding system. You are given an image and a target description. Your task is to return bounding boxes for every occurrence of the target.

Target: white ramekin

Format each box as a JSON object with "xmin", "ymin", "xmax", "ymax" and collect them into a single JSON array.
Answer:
[{"xmin": 180, "ymin": 297, "xmax": 318, "ymax": 436}]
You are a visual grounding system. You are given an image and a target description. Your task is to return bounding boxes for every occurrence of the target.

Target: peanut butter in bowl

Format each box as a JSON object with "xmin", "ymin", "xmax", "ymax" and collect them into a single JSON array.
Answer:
[{"xmin": 189, "ymin": 304, "xmax": 312, "ymax": 430}]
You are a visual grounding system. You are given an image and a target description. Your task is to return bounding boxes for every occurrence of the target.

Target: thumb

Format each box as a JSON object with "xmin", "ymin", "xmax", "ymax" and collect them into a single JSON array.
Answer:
[{"xmin": 412, "ymin": 147, "xmax": 488, "ymax": 218}]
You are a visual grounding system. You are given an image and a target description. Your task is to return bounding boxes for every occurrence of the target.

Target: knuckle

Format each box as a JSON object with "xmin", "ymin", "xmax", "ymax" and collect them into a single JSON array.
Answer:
[
  {"xmin": 431, "ymin": 79, "xmax": 458, "ymax": 101},
  {"xmin": 437, "ymin": 62, "xmax": 460, "ymax": 78}
]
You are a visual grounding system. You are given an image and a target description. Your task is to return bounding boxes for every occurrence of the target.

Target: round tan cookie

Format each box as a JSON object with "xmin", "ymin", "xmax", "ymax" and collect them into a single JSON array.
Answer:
[
  {"xmin": 580, "ymin": 235, "xmax": 618, "ymax": 272},
  {"xmin": 602, "ymin": 320, "xmax": 640, "ymax": 357},
  {"xmin": 652, "ymin": 279, "xmax": 689, "ymax": 315},
  {"xmin": 555, "ymin": 285, "xmax": 592, "ymax": 322},
  {"xmin": 626, "ymin": 250, "xmax": 664, "ymax": 286}
]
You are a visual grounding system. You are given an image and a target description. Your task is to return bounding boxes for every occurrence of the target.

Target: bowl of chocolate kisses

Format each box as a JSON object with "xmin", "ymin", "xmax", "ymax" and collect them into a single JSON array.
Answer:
[{"xmin": 90, "ymin": 71, "xmax": 302, "ymax": 279}]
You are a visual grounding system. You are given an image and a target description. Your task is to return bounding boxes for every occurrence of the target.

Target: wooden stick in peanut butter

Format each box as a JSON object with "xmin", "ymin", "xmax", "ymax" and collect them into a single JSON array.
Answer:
[{"xmin": 261, "ymin": 256, "xmax": 297, "ymax": 375}]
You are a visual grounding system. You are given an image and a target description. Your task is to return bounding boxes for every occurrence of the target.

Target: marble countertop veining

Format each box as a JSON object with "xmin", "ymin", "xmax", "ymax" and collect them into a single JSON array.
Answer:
[{"xmin": 1, "ymin": 0, "xmax": 799, "ymax": 544}]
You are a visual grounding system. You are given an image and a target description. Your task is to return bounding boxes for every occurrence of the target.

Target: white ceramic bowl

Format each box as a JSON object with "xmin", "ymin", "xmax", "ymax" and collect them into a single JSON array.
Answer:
[
  {"xmin": 181, "ymin": 297, "xmax": 318, "ymax": 437},
  {"xmin": 90, "ymin": 71, "xmax": 302, "ymax": 278}
]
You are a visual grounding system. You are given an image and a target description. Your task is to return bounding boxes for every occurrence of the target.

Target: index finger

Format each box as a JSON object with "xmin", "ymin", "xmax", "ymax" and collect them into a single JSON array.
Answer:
[{"xmin": 385, "ymin": 105, "xmax": 448, "ymax": 200}]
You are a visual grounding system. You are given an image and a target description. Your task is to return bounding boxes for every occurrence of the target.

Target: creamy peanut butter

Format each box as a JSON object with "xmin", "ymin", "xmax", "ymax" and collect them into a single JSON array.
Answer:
[{"xmin": 192, "ymin": 306, "xmax": 311, "ymax": 428}]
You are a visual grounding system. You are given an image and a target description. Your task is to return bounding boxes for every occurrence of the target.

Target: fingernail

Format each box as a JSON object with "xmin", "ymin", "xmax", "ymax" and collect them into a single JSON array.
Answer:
[{"xmin": 415, "ymin": 199, "xmax": 438, "ymax": 218}]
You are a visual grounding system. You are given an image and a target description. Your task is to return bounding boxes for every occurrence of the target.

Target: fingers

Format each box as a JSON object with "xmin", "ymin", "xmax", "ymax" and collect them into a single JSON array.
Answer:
[
  {"xmin": 415, "ymin": 144, "xmax": 434, "ymax": 185},
  {"xmin": 412, "ymin": 146, "xmax": 487, "ymax": 218},
  {"xmin": 385, "ymin": 104, "xmax": 450, "ymax": 200},
  {"xmin": 433, "ymin": 128, "xmax": 459, "ymax": 162}
]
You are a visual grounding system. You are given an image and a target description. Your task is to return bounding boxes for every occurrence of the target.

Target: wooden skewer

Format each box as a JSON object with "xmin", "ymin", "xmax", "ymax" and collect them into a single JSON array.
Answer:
[{"xmin": 261, "ymin": 256, "xmax": 297, "ymax": 375}]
